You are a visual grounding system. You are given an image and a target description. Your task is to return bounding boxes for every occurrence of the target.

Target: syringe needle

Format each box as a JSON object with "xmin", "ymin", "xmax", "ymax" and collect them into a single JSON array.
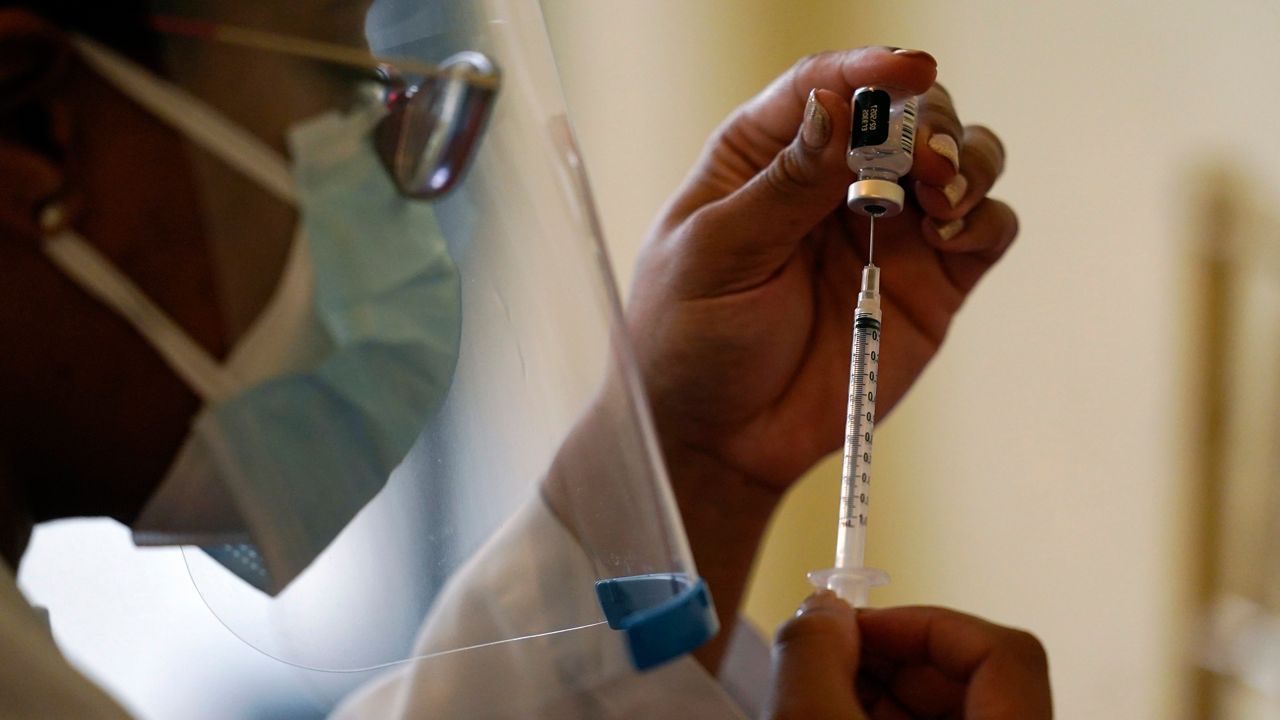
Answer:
[{"xmin": 868, "ymin": 214, "xmax": 876, "ymax": 266}]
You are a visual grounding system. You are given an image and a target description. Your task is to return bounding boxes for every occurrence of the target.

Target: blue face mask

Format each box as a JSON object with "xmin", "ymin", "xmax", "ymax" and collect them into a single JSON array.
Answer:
[{"xmin": 49, "ymin": 39, "xmax": 462, "ymax": 595}]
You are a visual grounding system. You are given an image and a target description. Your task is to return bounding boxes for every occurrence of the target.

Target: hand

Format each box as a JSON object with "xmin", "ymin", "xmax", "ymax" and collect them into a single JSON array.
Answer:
[
  {"xmin": 628, "ymin": 47, "xmax": 1015, "ymax": 491},
  {"xmin": 766, "ymin": 592, "xmax": 1052, "ymax": 719},
  {"xmin": 624, "ymin": 46, "xmax": 1015, "ymax": 669}
]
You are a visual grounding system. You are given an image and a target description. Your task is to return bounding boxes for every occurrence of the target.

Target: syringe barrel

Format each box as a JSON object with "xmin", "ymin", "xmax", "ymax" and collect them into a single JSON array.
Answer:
[{"xmin": 836, "ymin": 290, "xmax": 881, "ymax": 570}]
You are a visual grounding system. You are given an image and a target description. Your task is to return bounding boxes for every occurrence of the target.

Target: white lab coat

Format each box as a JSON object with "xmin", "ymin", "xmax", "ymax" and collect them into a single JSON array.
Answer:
[
  {"xmin": 332, "ymin": 497, "xmax": 769, "ymax": 719},
  {"xmin": 0, "ymin": 497, "xmax": 769, "ymax": 718}
]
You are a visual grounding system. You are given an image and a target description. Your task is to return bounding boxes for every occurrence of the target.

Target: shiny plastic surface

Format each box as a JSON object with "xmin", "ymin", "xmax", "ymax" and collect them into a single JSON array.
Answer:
[{"xmin": 84, "ymin": 0, "xmax": 707, "ymax": 677}]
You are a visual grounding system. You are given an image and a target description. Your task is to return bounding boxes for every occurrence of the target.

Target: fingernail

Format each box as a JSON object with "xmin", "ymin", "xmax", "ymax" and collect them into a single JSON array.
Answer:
[
  {"xmin": 942, "ymin": 174, "xmax": 968, "ymax": 208},
  {"xmin": 798, "ymin": 589, "xmax": 839, "ymax": 615},
  {"xmin": 801, "ymin": 88, "xmax": 831, "ymax": 150},
  {"xmin": 933, "ymin": 217, "xmax": 965, "ymax": 241},
  {"xmin": 928, "ymin": 133, "xmax": 961, "ymax": 173},
  {"xmin": 892, "ymin": 48, "xmax": 932, "ymax": 59}
]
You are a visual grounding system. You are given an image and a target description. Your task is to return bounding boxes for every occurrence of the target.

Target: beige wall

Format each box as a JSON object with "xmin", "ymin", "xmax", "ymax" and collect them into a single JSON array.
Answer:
[{"xmin": 545, "ymin": 1, "xmax": 1280, "ymax": 718}]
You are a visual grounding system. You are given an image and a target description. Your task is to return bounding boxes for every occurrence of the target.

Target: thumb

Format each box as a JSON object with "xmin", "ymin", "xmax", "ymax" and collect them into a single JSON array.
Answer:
[
  {"xmin": 764, "ymin": 590, "xmax": 867, "ymax": 720},
  {"xmin": 672, "ymin": 88, "xmax": 853, "ymax": 298}
]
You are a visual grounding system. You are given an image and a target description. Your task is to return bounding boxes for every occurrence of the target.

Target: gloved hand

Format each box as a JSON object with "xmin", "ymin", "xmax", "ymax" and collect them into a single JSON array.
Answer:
[
  {"xmin": 629, "ymin": 46, "xmax": 1013, "ymax": 493},
  {"xmin": 765, "ymin": 592, "xmax": 1052, "ymax": 719}
]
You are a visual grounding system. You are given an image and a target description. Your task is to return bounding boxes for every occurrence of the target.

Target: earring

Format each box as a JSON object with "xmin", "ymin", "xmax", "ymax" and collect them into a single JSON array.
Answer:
[{"xmin": 37, "ymin": 200, "xmax": 67, "ymax": 235}]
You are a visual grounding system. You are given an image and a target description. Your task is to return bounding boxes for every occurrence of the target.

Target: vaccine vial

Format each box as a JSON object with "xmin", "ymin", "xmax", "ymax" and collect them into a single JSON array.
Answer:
[{"xmin": 846, "ymin": 86, "xmax": 918, "ymax": 217}]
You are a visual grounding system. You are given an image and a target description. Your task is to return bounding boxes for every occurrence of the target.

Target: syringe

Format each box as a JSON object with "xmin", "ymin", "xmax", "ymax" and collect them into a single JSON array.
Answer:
[
  {"xmin": 807, "ymin": 85, "xmax": 916, "ymax": 606},
  {"xmin": 807, "ymin": 215, "xmax": 890, "ymax": 606}
]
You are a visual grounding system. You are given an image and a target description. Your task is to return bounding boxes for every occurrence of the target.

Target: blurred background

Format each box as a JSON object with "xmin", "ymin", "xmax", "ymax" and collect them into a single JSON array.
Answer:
[
  {"xmin": 15, "ymin": 1, "xmax": 1280, "ymax": 718},
  {"xmin": 544, "ymin": 1, "xmax": 1280, "ymax": 718}
]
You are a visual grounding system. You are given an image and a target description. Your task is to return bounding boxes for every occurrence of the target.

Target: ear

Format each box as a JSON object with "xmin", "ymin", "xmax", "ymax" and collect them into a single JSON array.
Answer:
[
  {"xmin": 0, "ymin": 10, "xmax": 77, "ymax": 242},
  {"xmin": 0, "ymin": 10, "xmax": 73, "ymax": 111}
]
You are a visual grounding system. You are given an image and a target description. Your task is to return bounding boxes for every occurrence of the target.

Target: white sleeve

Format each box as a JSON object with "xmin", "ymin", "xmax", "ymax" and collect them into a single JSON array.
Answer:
[{"xmin": 331, "ymin": 494, "xmax": 748, "ymax": 719}]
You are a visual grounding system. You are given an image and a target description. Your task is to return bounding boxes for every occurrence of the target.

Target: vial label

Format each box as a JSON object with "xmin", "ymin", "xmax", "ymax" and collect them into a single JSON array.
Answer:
[
  {"xmin": 899, "ymin": 97, "xmax": 918, "ymax": 156},
  {"xmin": 851, "ymin": 88, "xmax": 891, "ymax": 149}
]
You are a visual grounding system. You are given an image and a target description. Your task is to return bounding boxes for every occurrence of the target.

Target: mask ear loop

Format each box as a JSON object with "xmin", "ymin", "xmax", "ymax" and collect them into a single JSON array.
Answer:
[
  {"xmin": 38, "ymin": 200, "xmax": 237, "ymax": 403},
  {"xmin": 146, "ymin": 16, "xmax": 501, "ymax": 202},
  {"xmin": 149, "ymin": 15, "xmax": 499, "ymax": 89},
  {"xmin": 72, "ymin": 36, "xmax": 295, "ymax": 206}
]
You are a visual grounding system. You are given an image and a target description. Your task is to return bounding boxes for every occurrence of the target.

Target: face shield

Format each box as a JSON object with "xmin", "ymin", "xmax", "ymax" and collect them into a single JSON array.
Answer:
[{"xmin": 41, "ymin": 0, "xmax": 714, "ymax": 687}]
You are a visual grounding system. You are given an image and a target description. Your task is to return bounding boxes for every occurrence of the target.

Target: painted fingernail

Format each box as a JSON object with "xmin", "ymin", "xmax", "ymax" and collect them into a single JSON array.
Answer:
[
  {"xmin": 928, "ymin": 133, "xmax": 961, "ymax": 173},
  {"xmin": 942, "ymin": 174, "xmax": 968, "ymax": 208},
  {"xmin": 933, "ymin": 217, "xmax": 965, "ymax": 241},
  {"xmin": 801, "ymin": 88, "xmax": 831, "ymax": 150},
  {"xmin": 892, "ymin": 48, "xmax": 932, "ymax": 59}
]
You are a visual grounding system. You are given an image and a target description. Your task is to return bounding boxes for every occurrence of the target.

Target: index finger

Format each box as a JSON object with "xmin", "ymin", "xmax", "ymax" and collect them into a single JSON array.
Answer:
[{"xmin": 735, "ymin": 47, "xmax": 938, "ymax": 155}]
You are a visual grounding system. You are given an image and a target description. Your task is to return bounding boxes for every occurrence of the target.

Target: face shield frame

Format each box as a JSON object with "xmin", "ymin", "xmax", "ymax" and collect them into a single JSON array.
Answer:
[
  {"xmin": 151, "ymin": 14, "xmax": 500, "ymax": 202},
  {"xmin": 56, "ymin": 3, "xmax": 722, "ymax": 686}
]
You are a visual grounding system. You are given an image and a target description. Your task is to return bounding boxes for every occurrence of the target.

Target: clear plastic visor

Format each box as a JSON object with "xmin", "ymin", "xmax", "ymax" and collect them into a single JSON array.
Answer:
[{"xmin": 79, "ymin": 0, "xmax": 710, "ymax": 681}]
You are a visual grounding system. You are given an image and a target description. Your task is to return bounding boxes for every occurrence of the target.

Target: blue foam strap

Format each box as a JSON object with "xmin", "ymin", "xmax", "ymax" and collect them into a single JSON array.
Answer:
[{"xmin": 594, "ymin": 573, "xmax": 718, "ymax": 671}]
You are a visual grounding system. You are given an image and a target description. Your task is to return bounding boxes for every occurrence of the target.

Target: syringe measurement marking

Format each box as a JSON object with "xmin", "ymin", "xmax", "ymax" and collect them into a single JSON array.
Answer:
[{"xmin": 840, "ymin": 317, "xmax": 879, "ymax": 530}]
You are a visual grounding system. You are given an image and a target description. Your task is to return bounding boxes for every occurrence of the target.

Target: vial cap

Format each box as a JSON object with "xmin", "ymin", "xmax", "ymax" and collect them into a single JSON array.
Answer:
[{"xmin": 847, "ymin": 179, "xmax": 905, "ymax": 217}]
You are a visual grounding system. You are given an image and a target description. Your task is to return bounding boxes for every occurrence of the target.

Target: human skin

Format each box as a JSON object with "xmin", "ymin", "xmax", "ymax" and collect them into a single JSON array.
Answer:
[
  {"xmin": 1, "ymin": 8, "xmax": 1015, "ymax": 694},
  {"xmin": 765, "ymin": 592, "xmax": 1052, "ymax": 719},
  {"xmin": 0, "ymin": 4, "xmax": 364, "ymax": 561},
  {"xmin": 624, "ymin": 47, "xmax": 1013, "ymax": 667},
  {"xmin": 0, "ymin": 11, "xmax": 223, "ymax": 534}
]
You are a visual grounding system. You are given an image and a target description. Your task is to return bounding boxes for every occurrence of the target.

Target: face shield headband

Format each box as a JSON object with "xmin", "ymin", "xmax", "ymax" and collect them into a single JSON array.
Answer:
[{"xmin": 151, "ymin": 14, "xmax": 500, "ymax": 201}]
